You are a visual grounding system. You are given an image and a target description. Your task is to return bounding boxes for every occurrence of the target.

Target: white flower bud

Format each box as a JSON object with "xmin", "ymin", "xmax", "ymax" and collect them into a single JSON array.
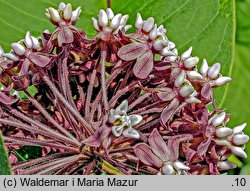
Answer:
[
  {"xmin": 24, "ymin": 31, "xmax": 33, "ymax": 49},
  {"xmin": 181, "ymin": 47, "xmax": 192, "ymax": 60},
  {"xmin": 11, "ymin": 43, "xmax": 26, "ymax": 56},
  {"xmin": 168, "ymin": 41, "xmax": 176, "ymax": 50},
  {"xmin": 142, "ymin": 17, "xmax": 154, "ymax": 33},
  {"xmin": 59, "ymin": 2, "xmax": 66, "ymax": 10},
  {"xmin": 106, "ymin": 8, "xmax": 114, "ymax": 19},
  {"xmin": 233, "ymin": 123, "xmax": 247, "ymax": 134},
  {"xmin": 231, "ymin": 146, "xmax": 247, "ymax": 158},
  {"xmin": 174, "ymin": 71, "xmax": 186, "ymax": 87},
  {"xmin": 124, "ymin": 25, "xmax": 132, "ymax": 32},
  {"xmin": 135, "ymin": 13, "xmax": 143, "ymax": 30},
  {"xmin": 160, "ymin": 47, "xmax": 176, "ymax": 57},
  {"xmin": 187, "ymin": 71, "xmax": 203, "ymax": 80},
  {"xmin": 200, "ymin": 59, "xmax": 209, "ymax": 76},
  {"xmin": 98, "ymin": 9, "xmax": 108, "ymax": 27},
  {"xmin": 179, "ymin": 85, "xmax": 194, "ymax": 97},
  {"xmin": 110, "ymin": 13, "xmax": 122, "ymax": 29},
  {"xmin": 185, "ymin": 96, "xmax": 201, "ymax": 104},
  {"xmin": 173, "ymin": 161, "xmax": 190, "ymax": 171},
  {"xmin": 48, "ymin": 7, "xmax": 61, "ymax": 23},
  {"xmin": 149, "ymin": 24, "xmax": 158, "ymax": 40},
  {"xmin": 162, "ymin": 164, "xmax": 174, "ymax": 175},
  {"xmin": 92, "ymin": 17, "xmax": 100, "ymax": 31},
  {"xmin": 31, "ymin": 36, "xmax": 40, "ymax": 50},
  {"xmin": 212, "ymin": 76, "xmax": 232, "ymax": 87},
  {"xmin": 63, "ymin": 3, "xmax": 72, "ymax": 20},
  {"xmin": 212, "ymin": 112, "xmax": 226, "ymax": 127},
  {"xmin": 213, "ymin": 139, "xmax": 230, "ymax": 146},
  {"xmin": 215, "ymin": 127, "xmax": 233, "ymax": 138},
  {"xmin": 3, "ymin": 53, "xmax": 19, "ymax": 61},
  {"xmin": 217, "ymin": 161, "xmax": 236, "ymax": 170},
  {"xmin": 184, "ymin": 56, "xmax": 199, "ymax": 68},
  {"xmin": 120, "ymin": 15, "xmax": 129, "ymax": 26},
  {"xmin": 233, "ymin": 134, "xmax": 249, "ymax": 145},
  {"xmin": 0, "ymin": 44, "xmax": 4, "ymax": 56},
  {"xmin": 153, "ymin": 40, "xmax": 167, "ymax": 51},
  {"xmin": 208, "ymin": 63, "xmax": 221, "ymax": 79},
  {"xmin": 71, "ymin": 7, "xmax": 81, "ymax": 24},
  {"xmin": 165, "ymin": 55, "xmax": 177, "ymax": 62},
  {"xmin": 172, "ymin": 48, "xmax": 178, "ymax": 55}
]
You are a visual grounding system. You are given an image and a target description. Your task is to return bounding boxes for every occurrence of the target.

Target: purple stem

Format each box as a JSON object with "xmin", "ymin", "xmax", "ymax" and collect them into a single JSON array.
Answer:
[
  {"xmin": 25, "ymin": 91, "xmax": 78, "ymax": 142},
  {"xmin": 0, "ymin": 117, "xmax": 79, "ymax": 147},
  {"xmin": 42, "ymin": 75, "xmax": 94, "ymax": 135},
  {"xmin": 4, "ymin": 136, "xmax": 79, "ymax": 153}
]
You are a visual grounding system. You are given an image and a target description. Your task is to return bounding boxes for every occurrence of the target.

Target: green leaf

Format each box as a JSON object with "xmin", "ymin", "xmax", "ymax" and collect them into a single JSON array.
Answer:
[
  {"xmin": 0, "ymin": 131, "xmax": 11, "ymax": 175},
  {"xmin": 222, "ymin": 0, "xmax": 250, "ymax": 164}
]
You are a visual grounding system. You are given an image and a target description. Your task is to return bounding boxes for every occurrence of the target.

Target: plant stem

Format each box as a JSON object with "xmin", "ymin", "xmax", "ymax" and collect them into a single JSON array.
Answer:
[
  {"xmin": 100, "ymin": 44, "xmax": 109, "ymax": 113},
  {"xmin": 42, "ymin": 74, "xmax": 94, "ymax": 135},
  {"xmin": 25, "ymin": 91, "xmax": 79, "ymax": 142}
]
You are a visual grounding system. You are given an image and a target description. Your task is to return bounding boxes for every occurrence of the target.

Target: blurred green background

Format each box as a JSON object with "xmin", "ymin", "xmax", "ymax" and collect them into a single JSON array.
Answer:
[{"xmin": 0, "ymin": 0, "xmax": 249, "ymax": 174}]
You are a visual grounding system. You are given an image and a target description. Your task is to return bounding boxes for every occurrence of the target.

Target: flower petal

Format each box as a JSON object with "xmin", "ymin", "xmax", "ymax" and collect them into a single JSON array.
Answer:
[
  {"xmin": 133, "ymin": 51, "xmax": 154, "ymax": 79},
  {"xmin": 148, "ymin": 129, "xmax": 170, "ymax": 161},
  {"xmin": 133, "ymin": 143, "xmax": 162, "ymax": 168},
  {"xmin": 117, "ymin": 42, "xmax": 149, "ymax": 61}
]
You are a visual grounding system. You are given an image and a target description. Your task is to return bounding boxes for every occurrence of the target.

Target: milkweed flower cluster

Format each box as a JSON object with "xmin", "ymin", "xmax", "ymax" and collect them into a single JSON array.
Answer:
[{"xmin": 0, "ymin": 2, "xmax": 248, "ymax": 175}]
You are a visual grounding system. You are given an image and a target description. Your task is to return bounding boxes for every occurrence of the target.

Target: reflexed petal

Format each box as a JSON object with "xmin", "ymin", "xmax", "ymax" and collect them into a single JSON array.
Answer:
[
  {"xmin": 133, "ymin": 143, "xmax": 162, "ymax": 168},
  {"xmin": 28, "ymin": 52, "xmax": 51, "ymax": 67},
  {"xmin": 129, "ymin": 114, "xmax": 143, "ymax": 126},
  {"xmin": 133, "ymin": 51, "xmax": 154, "ymax": 79},
  {"xmin": 148, "ymin": 129, "xmax": 170, "ymax": 161}
]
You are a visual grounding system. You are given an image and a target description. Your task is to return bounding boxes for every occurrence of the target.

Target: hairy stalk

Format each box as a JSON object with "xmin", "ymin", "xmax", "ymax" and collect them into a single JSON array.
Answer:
[
  {"xmin": 0, "ymin": 118, "xmax": 78, "ymax": 147},
  {"xmin": 85, "ymin": 69, "xmax": 97, "ymax": 120},
  {"xmin": 4, "ymin": 136, "xmax": 79, "ymax": 153},
  {"xmin": 42, "ymin": 74, "xmax": 94, "ymax": 135},
  {"xmin": 37, "ymin": 155, "xmax": 82, "ymax": 175},
  {"xmin": 12, "ymin": 152, "xmax": 76, "ymax": 171},
  {"xmin": 18, "ymin": 155, "xmax": 81, "ymax": 175},
  {"xmin": 128, "ymin": 93, "xmax": 151, "ymax": 111},
  {"xmin": 25, "ymin": 91, "xmax": 78, "ymax": 142},
  {"xmin": 109, "ymin": 81, "xmax": 138, "ymax": 107},
  {"xmin": 100, "ymin": 44, "xmax": 109, "ymax": 112}
]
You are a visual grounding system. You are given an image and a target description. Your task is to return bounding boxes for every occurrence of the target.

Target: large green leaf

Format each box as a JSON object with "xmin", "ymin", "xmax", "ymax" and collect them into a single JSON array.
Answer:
[
  {"xmin": 0, "ymin": 131, "xmax": 11, "ymax": 175},
  {"xmin": 223, "ymin": 0, "xmax": 250, "ymax": 163}
]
